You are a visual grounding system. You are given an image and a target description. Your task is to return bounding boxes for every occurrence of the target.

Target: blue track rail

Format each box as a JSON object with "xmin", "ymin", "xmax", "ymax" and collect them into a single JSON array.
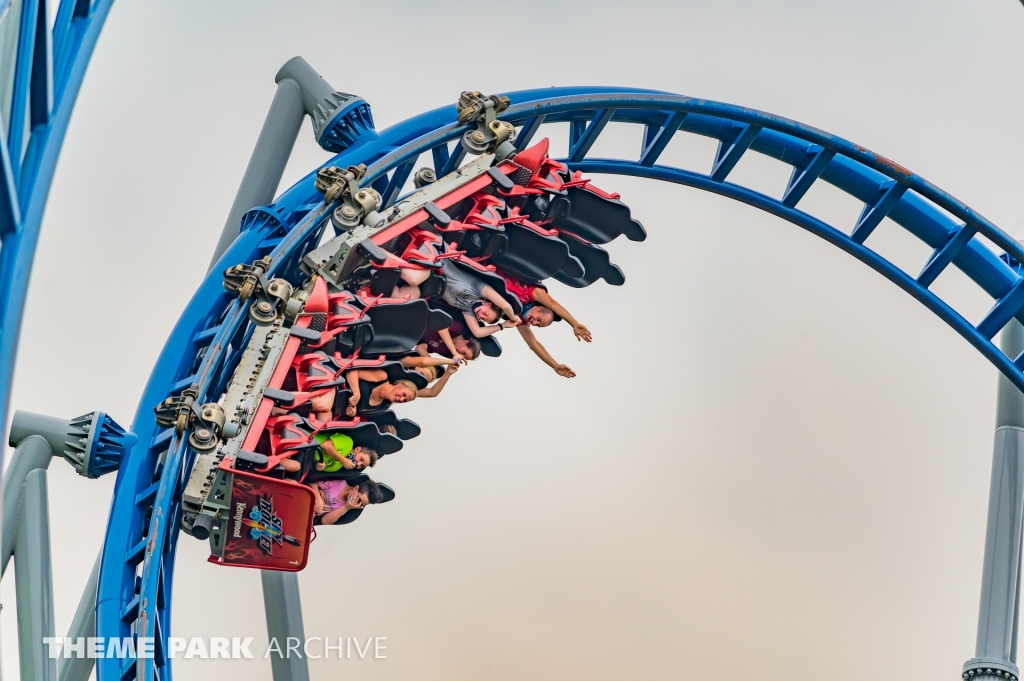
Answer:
[
  {"xmin": 0, "ymin": 0, "xmax": 115, "ymax": 446},
  {"xmin": 98, "ymin": 87, "xmax": 1024, "ymax": 680}
]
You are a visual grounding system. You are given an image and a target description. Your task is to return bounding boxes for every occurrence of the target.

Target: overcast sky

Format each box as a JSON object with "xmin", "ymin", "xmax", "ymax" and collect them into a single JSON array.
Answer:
[{"xmin": 5, "ymin": 1, "xmax": 1024, "ymax": 679}]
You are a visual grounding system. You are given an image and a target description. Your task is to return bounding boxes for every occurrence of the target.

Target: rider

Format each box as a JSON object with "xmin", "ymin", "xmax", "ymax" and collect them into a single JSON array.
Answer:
[
  {"xmin": 413, "ymin": 313, "xmax": 481, "ymax": 362},
  {"xmin": 343, "ymin": 368, "xmax": 418, "ymax": 417},
  {"xmin": 406, "ymin": 363, "xmax": 459, "ymax": 398},
  {"xmin": 395, "ymin": 260, "xmax": 522, "ymax": 353},
  {"xmin": 273, "ymin": 428, "xmax": 378, "ymax": 474},
  {"xmin": 312, "ymin": 433, "xmax": 378, "ymax": 472},
  {"xmin": 472, "ymin": 273, "xmax": 592, "ymax": 378},
  {"xmin": 311, "ymin": 479, "xmax": 385, "ymax": 525}
]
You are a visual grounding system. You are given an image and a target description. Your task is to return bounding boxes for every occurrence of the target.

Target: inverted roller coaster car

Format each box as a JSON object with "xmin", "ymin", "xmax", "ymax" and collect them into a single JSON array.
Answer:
[{"xmin": 173, "ymin": 131, "xmax": 643, "ymax": 570}]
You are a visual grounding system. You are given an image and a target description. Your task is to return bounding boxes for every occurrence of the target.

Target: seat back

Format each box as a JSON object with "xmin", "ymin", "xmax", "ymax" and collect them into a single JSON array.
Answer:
[
  {"xmin": 490, "ymin": 223, "xmax": 572, "ymax": 282},
  {"xmin": 552, "ymin": 186, "xmax": 647, "ymax": 244},
  {"xmin": 553, "ymin": 235, "xmax": 624, "ymax": 288},
  {"xmin": 360, "ymin": 300, "xmax": 435, "ymax": 356},
  {"xmin": 479, "ymin": 336, "xmax": 502, "ymax": 357},
  {"xmin": 448, "ymin": 260, "xmax": 523, "ymax": 316},
  {"xmin": 361, "ymin": 410, "xmax": 422, "ymax": 440}
]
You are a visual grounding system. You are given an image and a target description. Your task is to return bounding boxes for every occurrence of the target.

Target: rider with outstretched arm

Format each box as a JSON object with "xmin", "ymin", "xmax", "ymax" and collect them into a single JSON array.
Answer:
[{"xmin": 472, "ymin": 273, "xmax": 592, "ymax": 378}]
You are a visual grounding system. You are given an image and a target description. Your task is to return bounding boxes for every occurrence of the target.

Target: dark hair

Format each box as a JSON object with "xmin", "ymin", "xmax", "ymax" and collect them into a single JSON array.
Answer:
[
  {"xmin": 523, "ymin": 301, "xmax": 561, "ymax": 323},
  {"xmin": 463, "ymin": 337, "xmax": 481, "ymax": 360},
  {"xmin": 473, "ymin": 300, "xmax": 504, "ymax": 323},
  {"xmin": 358, "ymin": 480, "xmax": 384, "ymax": 505},
  {"xmin": 434, "ymin": 365, "xmax": 447, "ymax": 380},
  {"xmin": 355, "ymin": 446, "xmax": 379, "ymax": 468}
]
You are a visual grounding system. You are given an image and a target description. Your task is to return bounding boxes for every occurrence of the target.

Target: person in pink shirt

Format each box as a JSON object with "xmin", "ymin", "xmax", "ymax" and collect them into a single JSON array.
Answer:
[{"xmin": 311, "ymin": 479, "xmax": 384, "ymax": 525}]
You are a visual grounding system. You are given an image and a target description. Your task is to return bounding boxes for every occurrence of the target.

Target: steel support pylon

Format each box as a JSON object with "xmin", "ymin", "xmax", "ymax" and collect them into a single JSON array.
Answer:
[
  {"xmin": 3, "ymin": 433, "xmax": 58, "ymax": 681},
  {"xmin": 262, "ymin": 571, "xmax": 310, "ymax": 681},
  {"xmin": 208, "ymin": 76, "xmax": 305, "ymax": 271},
  {"xmin": 2, "ymin": 411, "xmax": 133, "ymax": 681},
  {"xmin": 966, "ymin": 319, "xmax": 1024, "ymax": 681}
]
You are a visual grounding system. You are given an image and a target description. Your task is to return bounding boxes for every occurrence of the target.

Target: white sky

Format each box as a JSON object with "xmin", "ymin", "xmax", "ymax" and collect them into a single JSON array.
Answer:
[{"xmin": 6, "ymin": 1, "xmax": 1024, "ymax": 679}]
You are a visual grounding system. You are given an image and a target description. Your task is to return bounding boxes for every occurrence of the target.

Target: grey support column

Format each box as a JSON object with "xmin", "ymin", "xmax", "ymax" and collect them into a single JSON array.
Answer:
[
  {"xmin": 2, "ymin": 412, "xmax": 132, "ymax": 678},
  {"xmin": 57, "ymin": 554, "xmax": 100, "ymax": 681},
  {"xmin": 261, "ymin": 570, "xmax": 310, "ymax": 681},
  {"xmin": 966, "ymin": 319, "xmax": 1024, "ymax": 681},
  {"xmin": 273, "ymin": 56, "xmax": 376, "ymax": 153},
  {"xmin": 15, "ymin": 469, "xmax": 56, "ymax": 681},
  {"xmin": 2, "ymin": 434, "xmax": 53, "ymax": 576},
  {"xmin": 207, "ymin": 77, "xmax": 305, "ymax": 271},
  {"xmin": 208, "ymin": 57, "xmax": 378, "ymax": 272}
]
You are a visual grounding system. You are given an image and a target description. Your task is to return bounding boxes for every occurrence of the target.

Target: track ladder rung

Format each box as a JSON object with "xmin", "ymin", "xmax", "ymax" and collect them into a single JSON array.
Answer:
[
  {"xmin": 641, "ymin": 123, "xmax": 660, "ymax": 155},
  {"xmin": 782, "ymin": 146, "xmax": 835, "ymax": 208},
  {"xmin": 381, "ymin": 159, "xmax": 416, "ymax": 208},
  {"xmin": 514, "ymin": 115, "xmax": 546, "ymax": 151},
  {"xmin": 916, "ymin": 224, "xmax": 977, "ymax": 288},
  {"xmin": 121, "ymin": 595, "xmax": 141, "ymax": 623},
  {"xmin": 150, "ymin": 428, "xmax": 173, "ymax": 450},
  {"xmin": 850, "ymin": 181, "xmax": 907, "ymax": 244},
  {"xmin": 258, "ymin": 236, "xmax": 283, "ymax": 251},
  {"xmin": 978, "ymin": 276, "xmax": 1024, "ymax": 339},
  {"xmin": 135, "ymin": 482, "xmax": 159, "ymax": 507},
  {"xmin": 126, "ymin": 537, "xmax": 148, "ymax": 566},
  {"xmin": 710, "ymin": 123, "xmax": 761, "ymax": 182},
  {"xmin": 640, "ymin": 111, "xmax": 687, "ymax": 167},
  {"xmin": 431, "ymin": 145, "xmax": 450, "ymax": 175},
  {"xmin": 568, "ymin": 109, "xmax": 614, "ymax": 162},
  {"xmin": 120, "ymin": 656, "xmax": 137, "ymax": 681},
  {"xmin": 440, "ymin": 142, "xmax": 466, "ymax": 176},
  {"xmin": 168, "ymin": 375, "xmax": 194, "ymax": 394},
  {"xmin": 569, "ymin": 119, "xmax": 587, "ymax": 148},
  {"xmin": 192, "ymin": 325, "xmax": 219, "ymax": 345}
]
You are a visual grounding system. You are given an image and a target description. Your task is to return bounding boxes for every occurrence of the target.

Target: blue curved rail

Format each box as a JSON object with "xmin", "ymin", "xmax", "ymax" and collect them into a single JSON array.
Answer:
[
  {"xmin": 0, "ymin": 0, "xmax": 116, "ymax": 445},
  {"xmin": 99, "ymin": 87, "xmax": 1024, "ymax": 681}
]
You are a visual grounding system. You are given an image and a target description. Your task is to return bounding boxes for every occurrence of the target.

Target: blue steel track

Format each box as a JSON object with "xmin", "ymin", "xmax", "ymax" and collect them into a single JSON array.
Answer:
[
  {"xmin": 89, "ymin": 86, "xmax": 1024, "ymax": 680},
  {"xmin": 0, "ymin": 0, "xmax": 115, "ymax": 448}
]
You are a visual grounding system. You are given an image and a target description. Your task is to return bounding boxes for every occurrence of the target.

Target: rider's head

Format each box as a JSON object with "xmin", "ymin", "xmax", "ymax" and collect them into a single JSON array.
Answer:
[
  {"xmin": 454, "ymin": 336, "xmax": 481, "ymax": 360},
  {"xmin": 523, "ymin": 302, "xmax": 558, "ymax": 327},
  {"xmin": 473, "ymin": 301, "xmax": 502, "ymax": 324},
  {"xmin": 351, "ymin": 446, "xmax": 378, "ymax": 469},
  {"xmin": 357, "ymin": 480, "xmax": 384, "ymax": 506},
  {"xmin": 388, "ymin": 379, "xmax": 419, "ymax": 403}
]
